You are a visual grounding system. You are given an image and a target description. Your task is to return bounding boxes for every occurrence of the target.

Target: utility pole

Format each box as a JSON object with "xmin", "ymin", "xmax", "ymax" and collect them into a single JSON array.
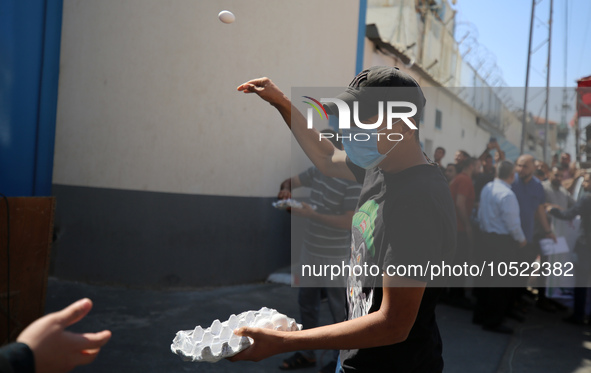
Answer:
[
  {"xmin": 543, "ymin": 0, "xmax": 553, "ymax": 163},
  {"xmin": 521, "ymin": 0, "xmax": 536, "ymax": 154},
  {"xmin": 560, "ymin": 0, "xmax": 572, "ymax": 157}
]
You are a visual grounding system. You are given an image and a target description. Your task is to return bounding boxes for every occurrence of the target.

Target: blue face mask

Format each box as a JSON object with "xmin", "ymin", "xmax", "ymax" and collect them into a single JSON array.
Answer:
[{"xmin": 341, "ymin": 122, "xmax": 402, "ymax": 169}]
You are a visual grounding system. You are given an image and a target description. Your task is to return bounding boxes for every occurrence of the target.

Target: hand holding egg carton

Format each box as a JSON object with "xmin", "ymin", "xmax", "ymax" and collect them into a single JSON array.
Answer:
[
  {"xmin": 171, "ymin": 307, "xmax": 301, "ymax": 363},
  {"xmin": 272, "ymin": 198, "xmax": 317, "ymax": 210}
]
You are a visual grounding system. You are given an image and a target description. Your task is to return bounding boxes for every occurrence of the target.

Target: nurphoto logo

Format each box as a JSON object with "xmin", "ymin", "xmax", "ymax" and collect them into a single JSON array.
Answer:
[
  {"xmin": 303, "ymin": 97, "xmax": 417, "ymax": 130},
  {"xmin": 303, "ymin": 96, "xmax": 416, "ymax": 142}
]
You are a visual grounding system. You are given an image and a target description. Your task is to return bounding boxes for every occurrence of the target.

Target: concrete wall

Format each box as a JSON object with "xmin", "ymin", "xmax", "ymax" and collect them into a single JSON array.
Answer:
[
  {"xmin": 52, "ymin": 0, "xmax": 360, "ymax": 287},
  {"xmin": 364, "ymin": 46, "xmax": 492, "ymax": 163}
]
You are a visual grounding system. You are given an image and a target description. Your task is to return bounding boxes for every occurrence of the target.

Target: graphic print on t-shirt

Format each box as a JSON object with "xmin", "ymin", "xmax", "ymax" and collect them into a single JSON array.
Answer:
[{"xmin": 348, "ymin": 199, "xmax": 380, "ymax": 320}]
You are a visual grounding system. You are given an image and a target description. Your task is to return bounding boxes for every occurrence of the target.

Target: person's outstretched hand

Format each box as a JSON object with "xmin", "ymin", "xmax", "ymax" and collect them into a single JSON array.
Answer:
[
  {"xmin": 17, "ymin": 298, "xmax": 111, "ymax": 373},
  {"xmin": 237, "ymin": 78, "xmax": 287, "ymax": 106}
]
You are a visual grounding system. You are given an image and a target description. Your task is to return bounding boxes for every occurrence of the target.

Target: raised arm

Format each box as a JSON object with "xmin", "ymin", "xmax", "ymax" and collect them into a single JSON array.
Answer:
[
  {"xmin": 478, "ymin": 147, "xmax": 491, "ymax": 163},
  {"xmin": 237, "ymin": 78, "xmax": 355, "ymax": 180}
]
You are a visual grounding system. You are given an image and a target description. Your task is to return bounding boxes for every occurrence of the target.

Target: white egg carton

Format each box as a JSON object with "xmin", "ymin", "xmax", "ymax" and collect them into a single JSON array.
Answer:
[
  {"xmin": 272, "ymin": 199, "xmax": 317, "ymax": 210},
  {"xmin": 171, "ymin": 307, "xmax": 301, "ymax": 363}
]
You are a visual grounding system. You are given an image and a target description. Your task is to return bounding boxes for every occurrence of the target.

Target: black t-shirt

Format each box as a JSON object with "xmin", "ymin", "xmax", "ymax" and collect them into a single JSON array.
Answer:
[{"xmin": 341, "ymin": 159, "xmax": 456, "ymax": 373}]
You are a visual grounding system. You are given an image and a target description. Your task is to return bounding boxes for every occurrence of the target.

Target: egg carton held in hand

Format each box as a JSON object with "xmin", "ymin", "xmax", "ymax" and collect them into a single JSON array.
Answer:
[
  {"xmin": 272, "ymin": 199, "xmax": 317, "ymax": 210},
  {"xmin": 171, "ymin": 307, "xmax": 302, "ymax": 363}
]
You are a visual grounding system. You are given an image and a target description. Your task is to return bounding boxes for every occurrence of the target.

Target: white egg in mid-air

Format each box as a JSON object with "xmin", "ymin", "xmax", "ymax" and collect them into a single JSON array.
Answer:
[{"xmin": 218, "ymin": 10, "xmax": 235, "ymax": 24}]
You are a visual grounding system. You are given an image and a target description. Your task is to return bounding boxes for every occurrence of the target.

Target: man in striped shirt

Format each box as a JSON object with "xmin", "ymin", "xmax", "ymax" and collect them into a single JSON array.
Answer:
[{"xmin": 277, "ymin": 130, "xmax": 361, "ymax": 372}]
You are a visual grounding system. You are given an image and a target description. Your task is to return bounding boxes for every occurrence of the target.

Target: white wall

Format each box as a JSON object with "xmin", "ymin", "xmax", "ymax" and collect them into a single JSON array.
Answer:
[
  {"xmin": 420, "ymin": 88, "xmax": 491, "ymax": 160},
  {"xmin": 364, "ymin": 45, "xmax": 493, "ymax": 163},
  {"xmin": 54, "ymin": 0, "xmax": 359, "ymax": 197}
]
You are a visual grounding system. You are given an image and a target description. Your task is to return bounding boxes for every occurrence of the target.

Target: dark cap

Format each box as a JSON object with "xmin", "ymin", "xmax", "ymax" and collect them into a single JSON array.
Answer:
[{"xmin": 323, "ymin": 66, "xmax": 426, "ymax": 123}]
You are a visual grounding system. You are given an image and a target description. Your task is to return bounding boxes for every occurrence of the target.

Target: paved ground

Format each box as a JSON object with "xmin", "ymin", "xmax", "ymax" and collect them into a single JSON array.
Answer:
[{"xmin": 44, "ymin": 277, "xmax": 591, "ymax": 373}]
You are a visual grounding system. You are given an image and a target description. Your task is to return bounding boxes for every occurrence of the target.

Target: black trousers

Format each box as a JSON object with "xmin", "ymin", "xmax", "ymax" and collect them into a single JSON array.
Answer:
[{"xmin": 473, "ymin": 232, "xmax": 519, "ymax": 327}]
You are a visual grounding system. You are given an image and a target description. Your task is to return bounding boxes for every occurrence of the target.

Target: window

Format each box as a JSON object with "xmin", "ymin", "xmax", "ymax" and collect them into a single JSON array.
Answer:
[{"xmin": 435, "ymin": 109, "xmax": 442, "ymax": 130}]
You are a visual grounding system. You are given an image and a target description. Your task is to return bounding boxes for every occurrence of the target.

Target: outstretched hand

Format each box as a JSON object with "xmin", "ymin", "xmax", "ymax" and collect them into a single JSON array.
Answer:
[
  {"xmin": 17, "ymin": 298, "xmax": 112, "ymax": 373},
  {"xmin": 227, "ymin": 327, "xmax": 286, "ymax": 363},
  {"xmin": 237, "ymin": 78, "xmax": 287, "ymax": 106}
]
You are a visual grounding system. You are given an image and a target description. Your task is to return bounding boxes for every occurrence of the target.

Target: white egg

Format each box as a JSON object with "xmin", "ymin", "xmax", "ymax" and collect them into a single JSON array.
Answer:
[
  {"xmin": 218, "ymin": 10, "xmax": 235, "ymax": 24},
  {"xmin": 271, "ymin": 314, "xmax": 288, "ymax": 330}
]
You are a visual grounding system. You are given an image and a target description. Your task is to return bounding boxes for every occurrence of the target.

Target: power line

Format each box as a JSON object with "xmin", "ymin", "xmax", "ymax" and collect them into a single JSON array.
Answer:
[{"xmin": 575, "ymin": 0, "xmax": 591, "ymax": 78}]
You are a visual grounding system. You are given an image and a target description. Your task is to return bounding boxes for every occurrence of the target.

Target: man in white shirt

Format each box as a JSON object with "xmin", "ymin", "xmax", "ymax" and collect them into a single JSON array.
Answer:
[{"xmin": 473, "ymin": 160, "xmax": 526, "ymax": 334}]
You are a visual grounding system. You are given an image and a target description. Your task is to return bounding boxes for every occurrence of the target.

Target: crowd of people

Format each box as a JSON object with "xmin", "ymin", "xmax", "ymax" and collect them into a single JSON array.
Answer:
[{"xmin": 434, "ymin": 141, "xmax": 589, "ymax": 334}]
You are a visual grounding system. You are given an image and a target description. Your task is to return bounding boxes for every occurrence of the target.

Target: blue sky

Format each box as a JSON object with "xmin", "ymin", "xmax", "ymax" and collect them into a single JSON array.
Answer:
[{"xmin": 453, "ymin": 0, "xmax": 590, "ymax": 88}]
